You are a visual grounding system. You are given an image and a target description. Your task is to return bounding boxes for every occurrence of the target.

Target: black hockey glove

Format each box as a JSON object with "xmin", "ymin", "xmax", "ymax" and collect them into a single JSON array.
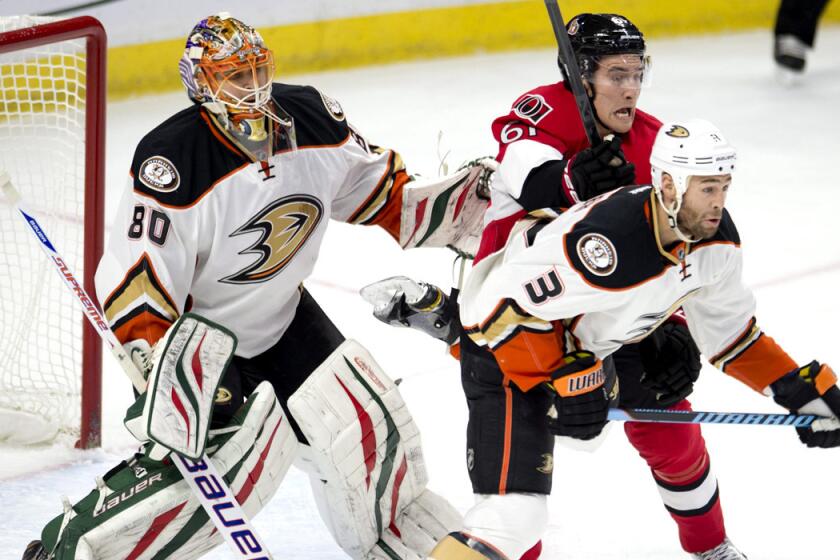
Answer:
[
  {"xmin": 546, "ymin": 351, "xmax": 610, "ymax": 440},
  {"xmin": 771, "ymin": 361, "xmax": 840, "ymax": 448},
  {"xmin": 360, "ymin": 276, "xmax": 460, "ymax": 345},
  {"xmin": 638, "ymin": 321, "xmax": 702, "ymax": 407},
  {"xmin": 564, "ymin": 134, "xmax": 636, "ymax": 201}
]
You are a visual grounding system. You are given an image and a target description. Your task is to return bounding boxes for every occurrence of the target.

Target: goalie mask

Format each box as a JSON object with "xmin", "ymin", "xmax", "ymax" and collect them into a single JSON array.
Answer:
[
  {"xmin": 650, "ymin": 119, "xmax": 737, "ymax": 242},
  {"xmin": 180, "ymin": 13, "xmax": 278, "ymax": 126}
]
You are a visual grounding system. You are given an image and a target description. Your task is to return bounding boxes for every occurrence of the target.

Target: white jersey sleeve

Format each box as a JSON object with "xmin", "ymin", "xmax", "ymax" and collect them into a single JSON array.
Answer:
[{"xmin": 329, "ymin": 124, "xmax": 408, "ymax": 237}]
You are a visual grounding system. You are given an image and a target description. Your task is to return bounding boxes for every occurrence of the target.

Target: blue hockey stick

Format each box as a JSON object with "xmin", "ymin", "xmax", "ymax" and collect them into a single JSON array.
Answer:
[{"xmin": 610, "ymin": 407, "xmax": 819, "ymax": 427}]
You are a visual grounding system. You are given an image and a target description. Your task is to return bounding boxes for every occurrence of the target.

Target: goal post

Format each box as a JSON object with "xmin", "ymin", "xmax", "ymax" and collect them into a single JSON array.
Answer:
[{"xmin": 0, "ymin": 15, "xmax": 106, "ymax": 449}]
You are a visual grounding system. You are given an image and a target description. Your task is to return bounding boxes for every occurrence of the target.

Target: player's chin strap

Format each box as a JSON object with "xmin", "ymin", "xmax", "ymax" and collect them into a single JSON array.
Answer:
[
  {"xmin": 654, "ymin": 184, "xmax": 700, "ymax": 245},
  {"xmin": 287, "ymin": 339, "xmax": 462, "ymax": 559}
]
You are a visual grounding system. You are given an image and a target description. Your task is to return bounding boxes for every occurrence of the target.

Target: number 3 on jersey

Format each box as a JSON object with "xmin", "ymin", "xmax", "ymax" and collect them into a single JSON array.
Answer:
[{"xmin": 128, "ymin": 204, "xmax": 171, "ymax": 246}]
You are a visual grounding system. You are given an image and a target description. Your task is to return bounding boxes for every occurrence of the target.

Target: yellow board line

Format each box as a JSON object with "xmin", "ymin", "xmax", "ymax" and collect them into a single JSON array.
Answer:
[{"xmin": 5, "ymin": 1, "xmax": 840, "ymax": 102}]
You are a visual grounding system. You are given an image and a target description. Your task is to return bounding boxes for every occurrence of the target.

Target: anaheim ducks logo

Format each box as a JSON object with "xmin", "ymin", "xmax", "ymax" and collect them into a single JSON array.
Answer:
[
  {"xmin": 215, "ymin": 386, "xmax": 233, "ymax": 404},
  {"xmin": 537, "ymin": 453, "xmax": 554, "ymax": 474},
  {"xmin": 221, "ymin": 195, "xmax": 323, "ymax": 284},
  {"xmin": 665, "ymin": 125, "xmax": 690, "ymax": 138}
]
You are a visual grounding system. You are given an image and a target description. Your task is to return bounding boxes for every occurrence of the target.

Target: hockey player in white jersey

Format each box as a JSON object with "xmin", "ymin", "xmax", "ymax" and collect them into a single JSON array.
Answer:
[
  {"xmin": 20, "ymin": 12, "xmax": 490, "ymax": 560},
  {"xmin": 425, "ymin": 119, "xmax": 840, "ymax": 560}
]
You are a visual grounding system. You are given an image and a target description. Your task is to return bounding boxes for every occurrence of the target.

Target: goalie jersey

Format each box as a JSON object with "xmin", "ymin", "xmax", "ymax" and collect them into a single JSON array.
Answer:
[
  {"xmin": 95, "ymin": 83, "xmax": 407, "ymax": 357},
  {"xmin": 460, "ymin": 186, "xmax": 797, "ymax": 394}
]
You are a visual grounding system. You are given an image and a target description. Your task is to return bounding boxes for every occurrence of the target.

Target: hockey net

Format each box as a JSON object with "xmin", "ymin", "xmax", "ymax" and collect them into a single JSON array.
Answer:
[{"xmin": 0, "ymin": 15, "xmax": 105, "ymax": 448}]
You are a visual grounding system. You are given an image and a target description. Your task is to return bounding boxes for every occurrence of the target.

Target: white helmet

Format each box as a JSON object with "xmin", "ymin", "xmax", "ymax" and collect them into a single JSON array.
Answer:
[{"xmin": 650, "ymin": 119, "xmax": 737, "ymax": 241}]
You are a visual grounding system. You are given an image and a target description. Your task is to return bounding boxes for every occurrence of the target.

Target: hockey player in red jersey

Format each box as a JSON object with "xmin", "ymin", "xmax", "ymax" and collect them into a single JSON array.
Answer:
[
  {"xmin": 364, "ymin": 14, "xmax": 743, "ymax": 560},
  {"xmin": 20, "ymin": 12, "xmax": 495, "ymax": 560},
  {"xmin": 474, "ymin": 15, "xmax": 735, "ymax": 558},
  {"xmin": 428, "ymin": 118, "xmax": 840, "ymax": 559}
]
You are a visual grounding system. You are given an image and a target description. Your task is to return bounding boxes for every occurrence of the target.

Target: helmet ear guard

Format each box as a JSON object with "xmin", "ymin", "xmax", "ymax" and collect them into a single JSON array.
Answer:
[{"xmin": 650, "ymin": 119, "xmax": 737, "ymax": 242}]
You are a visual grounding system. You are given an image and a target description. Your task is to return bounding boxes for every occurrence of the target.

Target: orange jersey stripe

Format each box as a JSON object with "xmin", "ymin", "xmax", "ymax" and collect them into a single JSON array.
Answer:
[
  {"xmin": 720, "ymin": 333, "xmax": 797, "ymax": 392},
  {"xmin": 364, "ymin": 172, "xmax": 407, "ymax": 242},
  {"xmin": 113, "ymin": 310, "xmax": 171, "ymax": 347},
  {"xmin": 499, "ymin": 377, "xmax": 513, "ymax": 495},
  {"xmin": 491, "ymin": 328, "xmax": 567, "ymax": 392}
]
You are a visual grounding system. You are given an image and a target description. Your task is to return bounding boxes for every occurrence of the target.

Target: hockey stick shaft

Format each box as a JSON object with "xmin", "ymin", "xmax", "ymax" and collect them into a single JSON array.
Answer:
[
  {"xmin": 609, "ymin": 407, "xmax": 819, "ymax": 427},
  {"xmin": 543, "ymin": 1, "xmax": 601, "ymax": 146},
  {"xmin": 1, "ymin": 172, "xmax": 274, "ymax": 560}
]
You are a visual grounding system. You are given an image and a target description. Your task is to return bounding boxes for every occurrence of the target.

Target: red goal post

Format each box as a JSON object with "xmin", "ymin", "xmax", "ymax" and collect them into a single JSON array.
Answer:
[{"xmin": 0, "ymin": 15, "xmax": 106, "ymax": 449}]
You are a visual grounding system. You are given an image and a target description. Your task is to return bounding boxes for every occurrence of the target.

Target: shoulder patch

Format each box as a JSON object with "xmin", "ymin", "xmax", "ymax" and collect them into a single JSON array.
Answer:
[
  {"xmin": 576, "ymin": 233, "xmax": 617, "ymax": 276},
  {"xmin": 319, "ymin": 91, "xmax": 345, "ymax": 121},
  {"xmin": 138, "ymin": 156, "xmax": 180, "ymax": 192},
  {"xmin": 513, "ymin": 93, "xmax": 553, "ymax": 125}
]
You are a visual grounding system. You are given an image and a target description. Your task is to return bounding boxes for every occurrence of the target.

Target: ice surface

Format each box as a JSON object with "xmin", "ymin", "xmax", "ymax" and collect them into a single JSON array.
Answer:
[{"xmin": 1, "ymin": 28, "xmax": 839, "ymax": 559}]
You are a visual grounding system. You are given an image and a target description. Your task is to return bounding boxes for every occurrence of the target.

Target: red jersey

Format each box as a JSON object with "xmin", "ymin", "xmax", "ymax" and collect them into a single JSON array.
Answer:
[{"xmin": 475, "ymin": 81, "xmax": 661, "ymax": 262}]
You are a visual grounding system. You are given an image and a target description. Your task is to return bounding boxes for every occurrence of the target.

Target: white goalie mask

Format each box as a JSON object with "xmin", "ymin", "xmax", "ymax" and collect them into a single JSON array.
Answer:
[{"xmin": 650, "ymin": 119, "xmax": 737, "ymax": 242}]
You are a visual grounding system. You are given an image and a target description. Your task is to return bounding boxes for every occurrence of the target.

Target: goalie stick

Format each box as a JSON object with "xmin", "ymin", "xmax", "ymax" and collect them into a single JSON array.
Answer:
[
  {"xmin": 610, "ymin": 407, "xmax": 823, "ymax": 427},
  {"xmin": 1, "ymin": 171, "xmax": 275, "ymax": 560},
  {"xmin": 543, "ymin": 0, "xmax": 601, "ymax": 146}
]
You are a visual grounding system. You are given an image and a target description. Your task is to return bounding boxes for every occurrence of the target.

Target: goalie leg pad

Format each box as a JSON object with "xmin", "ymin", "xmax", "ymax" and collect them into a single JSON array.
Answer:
[
  {"xmin": 288, "ymin": 339, "xmax": 462, "ymax": 559},
  {"xmin": 39, "ymin": 381, "xmax": 295, "ymax": 559}
]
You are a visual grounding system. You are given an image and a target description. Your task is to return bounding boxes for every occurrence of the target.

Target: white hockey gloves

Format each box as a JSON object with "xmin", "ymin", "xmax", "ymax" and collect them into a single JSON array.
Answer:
[
  {"xmin": 288, "ymin": 339, "xmax": 462, "ymax": 559},
  {"xmin": 360, "ymin": 276, "xmax": 460, "ymax": 345},
  {"xmin": 124, "ymin": 313, "xmax": 237, "ymax": 459},
  {"xmin": 771, "ymin": 361, "xmax": 840, "ymax": 448},
  {"xmin": 33, "ymin": 381, "xmax": 296, "ymax": 560},
  {"xmin": 400, "ymin": 157, "xmax": 495, "ymax": 258}
]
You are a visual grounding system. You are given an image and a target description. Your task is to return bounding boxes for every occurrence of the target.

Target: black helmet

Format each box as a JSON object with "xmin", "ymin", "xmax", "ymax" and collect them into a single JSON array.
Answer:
[{"xmin": 562, "ymin": 13, "xmax": 646, "ymax": 79}]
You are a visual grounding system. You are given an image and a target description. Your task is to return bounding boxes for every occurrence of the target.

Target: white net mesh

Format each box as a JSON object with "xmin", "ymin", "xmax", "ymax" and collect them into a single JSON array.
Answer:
[{"xmin": 0, "ymin": 15, "xmax": 88, "ymax": 444}]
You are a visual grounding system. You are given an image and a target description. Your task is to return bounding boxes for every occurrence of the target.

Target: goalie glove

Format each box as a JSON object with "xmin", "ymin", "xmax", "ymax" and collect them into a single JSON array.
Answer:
[
  {"xmin": 770, "ymin": 361, "xmax": 840, "ymax": 448},
  {"xmin": 360, "ymin": 276, "xmax": 460, "ymax": 345},
  {"xmin": 399, "ymin": 157, "xmax": 495, "ymax": 258}
]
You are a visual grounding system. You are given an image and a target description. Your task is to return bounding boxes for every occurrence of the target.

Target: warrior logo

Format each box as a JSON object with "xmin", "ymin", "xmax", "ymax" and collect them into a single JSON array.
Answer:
[
  {"xmin": 576, "ymin": 233, "xmax": 617, "ymax": 276},
  {"xmin": 513, "ymin": 94, "xmax": 553, "ymax": 125},
  {"xmin": 665, "ymin": 125, "xmax": 690, "ymax": 138},
  {"xmin": 138, "ymin": 156, "xmax": 180, "ymax": 192},
  {"xmin": 221, "ymin": 195, "xmax": 323, "ymax": 284},
  {"xmin": 467, "ymin": 448, "xmax": 475, "ymax": 472}
]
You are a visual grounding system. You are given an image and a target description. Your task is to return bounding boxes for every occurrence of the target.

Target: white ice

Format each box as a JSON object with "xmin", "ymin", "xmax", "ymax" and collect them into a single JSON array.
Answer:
[{"xmin": 2, "ymin": 28, "xmax": 840, "ymax": 559}]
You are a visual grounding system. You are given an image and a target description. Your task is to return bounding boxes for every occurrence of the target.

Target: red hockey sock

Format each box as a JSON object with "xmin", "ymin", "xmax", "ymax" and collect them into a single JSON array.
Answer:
[
  {"xmin": 519, "ymin": 540, "xmax": 542, "ymax": 560},
  {"xmin": 624, "ymin": 400, "xmax": 727, "ymax": 553}
]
